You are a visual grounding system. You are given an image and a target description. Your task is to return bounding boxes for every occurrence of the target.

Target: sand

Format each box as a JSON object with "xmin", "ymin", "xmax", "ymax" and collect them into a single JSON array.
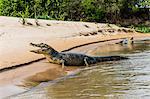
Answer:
[{"xmin": 0, "ymin": 16, "xmax": 150, "ymax": 98}]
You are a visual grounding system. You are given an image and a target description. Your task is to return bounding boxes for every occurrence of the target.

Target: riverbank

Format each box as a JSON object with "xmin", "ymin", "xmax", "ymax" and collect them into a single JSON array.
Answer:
[{"xmin": 0, "ymin": 16, "xmax": 150, "ymax": 98}]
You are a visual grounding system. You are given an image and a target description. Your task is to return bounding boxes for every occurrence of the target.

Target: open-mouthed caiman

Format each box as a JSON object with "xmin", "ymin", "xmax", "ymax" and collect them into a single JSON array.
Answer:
[{"xmin": 30, "ymin": 43, "xmax": 128, "ymax": 68}]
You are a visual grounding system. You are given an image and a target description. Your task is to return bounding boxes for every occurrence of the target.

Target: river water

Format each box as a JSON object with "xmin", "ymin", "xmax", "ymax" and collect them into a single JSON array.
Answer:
[{"xmin": 9, "ymin": 42, "xmax": 150, "ymax": 99}]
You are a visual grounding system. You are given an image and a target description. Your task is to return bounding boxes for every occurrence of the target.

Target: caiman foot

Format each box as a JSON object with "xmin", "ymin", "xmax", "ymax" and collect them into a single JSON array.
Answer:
[
  {"xmin": 61, "ymin": 59, "xmax": 65, "ymax": 69},
  {"xmin": 84, "ymin": 57, "xmax": 89, "ymax": 67}
]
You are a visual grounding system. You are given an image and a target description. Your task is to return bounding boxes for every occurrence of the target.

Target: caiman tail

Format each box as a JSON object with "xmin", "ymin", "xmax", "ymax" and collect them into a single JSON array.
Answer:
[{"xmin": 94, "ymin": 56, "xmax": 128, "ymax": 62}]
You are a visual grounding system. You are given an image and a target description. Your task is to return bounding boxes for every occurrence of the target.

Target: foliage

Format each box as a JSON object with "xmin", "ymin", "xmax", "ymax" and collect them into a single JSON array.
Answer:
[
  {"xmin": 138, "ymin": 0, "xmax": 150, "ymax": 8},
  {"xmin": 81, "ymin": 0, "xmax": 105, "ymax": 21},
  {"xmin": 135, "ymin": 25, "xmax": 150, "ymax": 33},
  {"xmin": 0, "ymin": 0, "xmax": 149, "ymax": 23}
]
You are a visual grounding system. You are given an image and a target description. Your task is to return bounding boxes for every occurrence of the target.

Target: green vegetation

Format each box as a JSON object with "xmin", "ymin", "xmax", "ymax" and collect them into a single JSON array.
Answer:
[
  {"xmin": 0, "ymin": 0, "xmax": 149, "ymax": 32},
  {"xmin": 135, "ymin": 25, "xmax": 150, "ymax": 33}
]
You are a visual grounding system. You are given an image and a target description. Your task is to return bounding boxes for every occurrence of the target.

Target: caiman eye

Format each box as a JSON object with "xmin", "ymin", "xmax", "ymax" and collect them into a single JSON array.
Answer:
[{"xmin": 41, "ymin": 49, "xmax": 45, "ymax": 51}]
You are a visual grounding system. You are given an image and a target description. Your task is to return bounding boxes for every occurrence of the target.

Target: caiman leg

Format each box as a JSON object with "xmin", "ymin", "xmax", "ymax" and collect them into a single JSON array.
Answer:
[
  {"xmin": 52, "ymin": 57, "xmax": 65, "ymax": 69},
  {"xmin": 61, "ymin": 59, "xmax": 65, "ymax": 69},
  {"xmin": 84, "ymin": 57, "xmax": 89, "ymax": 67}
]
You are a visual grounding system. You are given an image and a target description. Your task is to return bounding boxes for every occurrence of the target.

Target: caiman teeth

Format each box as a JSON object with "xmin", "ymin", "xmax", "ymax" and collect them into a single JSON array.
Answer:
[
  {"xmin": 30, "ymin": 43, "xmax": 39, "ymax": 47},
  {"xmin": 30, "ymin": 50, "xmax": 38, "ymax": 53},
  {"xmin": 30, "ymin": 43, "xmax": 45, "ymax": 48},
  {"xmin": 30, "ymin": 43, "xmax": 35, "ymax": 46},
  {"xmin": 30, "ymin": 50, "xmax": 35, "ymax": 52}
]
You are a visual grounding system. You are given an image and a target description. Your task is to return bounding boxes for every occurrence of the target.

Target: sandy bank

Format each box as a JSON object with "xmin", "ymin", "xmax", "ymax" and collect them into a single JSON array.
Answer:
[
  {"xmin": 0, "ymin": 16, "xmax": 150, "ymax": 98},
  {"xmin": 1, "ymin": 16, "xmax": 150, "ymax": 69}
]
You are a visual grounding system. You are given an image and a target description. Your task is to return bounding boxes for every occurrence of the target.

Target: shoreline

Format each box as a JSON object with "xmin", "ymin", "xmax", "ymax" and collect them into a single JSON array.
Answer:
[
  {"xmin": 0, "ymin": 16, "xmax": 150, "ymax": 98},
  {"xmin": 1, "ymin": 35, "xmax": 149, "ymax": 99},
  {"xmin": 1, "ymin": 35, "xmax": 149, "ymax": 73}
]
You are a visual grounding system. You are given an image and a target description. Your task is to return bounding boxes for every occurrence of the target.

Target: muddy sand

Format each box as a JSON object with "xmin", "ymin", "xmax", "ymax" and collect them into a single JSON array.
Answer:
[{"xmin": 0, "ymin": 16, "xmax": 150, "ymax": 98}]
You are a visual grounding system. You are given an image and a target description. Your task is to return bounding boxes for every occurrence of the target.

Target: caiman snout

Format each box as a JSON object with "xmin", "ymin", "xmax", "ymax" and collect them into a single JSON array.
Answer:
[
  {"xmin": 30, "ymin": 48, "xmax": 49, "ymax": 54},
  {"xmin": 30, "ymin": 42, "xmax": 53, "ymax": 54},
  {"xmin": 30, "ymin": 50, "xmax": 39, "ymax": 53},
  {"xmin": 30, "ymin": 42, "xmax": 51, "ymax": 49},
  {"xmin": 30, "ymin": 42, "xmax": 43, "ymax": 48},
  {"xmin": 30, "ymin": 43, "xmax": 46, "ymax": 54}
]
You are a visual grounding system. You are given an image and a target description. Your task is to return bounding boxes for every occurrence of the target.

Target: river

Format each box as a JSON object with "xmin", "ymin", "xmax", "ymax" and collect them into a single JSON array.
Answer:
[{"xmin": 8, "ymin": 41, "xmax": 150, "ymax": 99}]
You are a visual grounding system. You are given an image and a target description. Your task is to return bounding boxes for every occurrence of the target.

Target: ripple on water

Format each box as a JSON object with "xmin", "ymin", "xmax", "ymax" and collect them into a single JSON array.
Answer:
[{"xmin": 9, "ymin": 43, "xmax": 150, "ymax": 99}]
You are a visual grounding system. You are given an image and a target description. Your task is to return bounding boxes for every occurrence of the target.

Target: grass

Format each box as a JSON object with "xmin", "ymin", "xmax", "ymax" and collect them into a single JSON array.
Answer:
[{"xmin": 134, "ymin": 25, "xmax": 150, "ymax": 33}]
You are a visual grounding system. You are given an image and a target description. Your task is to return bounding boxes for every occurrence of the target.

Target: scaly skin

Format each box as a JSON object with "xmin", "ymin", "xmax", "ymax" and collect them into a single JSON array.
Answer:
[
  {"xmin": 30, "ymin": 43, "xmax": 128, "ymax": 68},
  {"xmin": 116, "ymin": 37, "xmax": 134, "ymax": 44}
]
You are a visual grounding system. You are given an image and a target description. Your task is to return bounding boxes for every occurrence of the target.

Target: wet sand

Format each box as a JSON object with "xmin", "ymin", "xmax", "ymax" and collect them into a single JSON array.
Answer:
[{"xmin": 0, "ymin": 16, "xmax": 150, "ymax": 98}]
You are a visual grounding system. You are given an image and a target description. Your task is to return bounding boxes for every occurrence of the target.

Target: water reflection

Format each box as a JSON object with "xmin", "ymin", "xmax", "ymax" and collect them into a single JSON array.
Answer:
[
  {"xmin": 88, "ymin": 42, "xmax": 150, "ymax": 56},
  {"xmin": 10, "ymin": 42, "xmax": 150, "ymax": 99}
]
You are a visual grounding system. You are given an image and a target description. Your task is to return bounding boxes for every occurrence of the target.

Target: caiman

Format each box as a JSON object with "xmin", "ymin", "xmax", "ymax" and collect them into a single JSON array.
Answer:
[
  {"xmin": 30, "ymin": 43, "xmax": 128, "ymax": 68},
  {"xmin": 116, "ymin": 37, "xmax": 134, "ymax": 44}
]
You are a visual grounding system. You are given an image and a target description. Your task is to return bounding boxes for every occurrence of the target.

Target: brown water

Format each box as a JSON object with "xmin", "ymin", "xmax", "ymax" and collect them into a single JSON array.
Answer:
[{"xmin": 9, "ymin": 42, "xmax": 150, "ymax": 99}]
